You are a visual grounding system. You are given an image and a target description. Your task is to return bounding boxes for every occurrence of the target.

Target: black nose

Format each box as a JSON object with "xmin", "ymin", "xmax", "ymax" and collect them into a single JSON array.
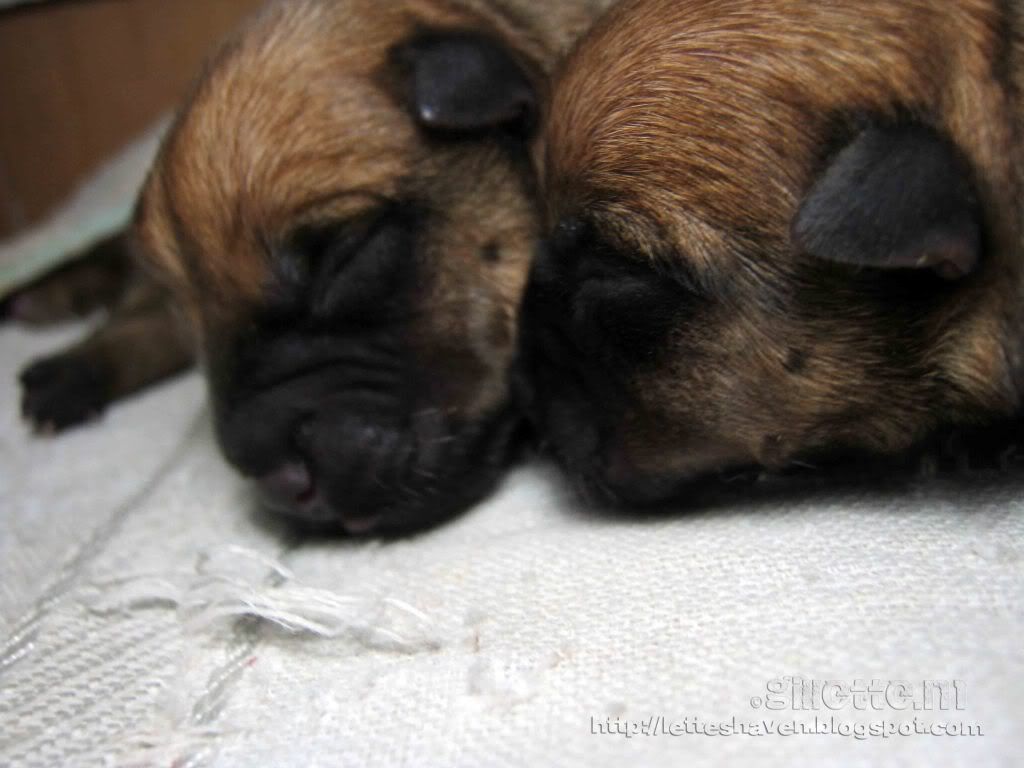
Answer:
[{"xmin": 215, "ymin": 383, "xmax": 408, "ymax": 534}]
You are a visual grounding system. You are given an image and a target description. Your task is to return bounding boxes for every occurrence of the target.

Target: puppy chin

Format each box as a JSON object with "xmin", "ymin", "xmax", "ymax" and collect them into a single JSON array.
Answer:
[{"xmin": 535, "ymin": 425, "xmax": 750, "ymax": 509}]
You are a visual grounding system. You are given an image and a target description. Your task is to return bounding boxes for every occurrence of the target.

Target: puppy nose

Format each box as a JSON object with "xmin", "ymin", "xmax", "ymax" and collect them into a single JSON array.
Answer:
[{"xmin": 256, "ymin": 462, "xmax": 315, "ymax": 512}]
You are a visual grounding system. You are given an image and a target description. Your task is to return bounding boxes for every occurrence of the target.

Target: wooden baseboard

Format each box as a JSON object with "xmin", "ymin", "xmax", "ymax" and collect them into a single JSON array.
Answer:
[{"xmin": 0, "ymin": 0, "xmax": 265, "ymax": 238}]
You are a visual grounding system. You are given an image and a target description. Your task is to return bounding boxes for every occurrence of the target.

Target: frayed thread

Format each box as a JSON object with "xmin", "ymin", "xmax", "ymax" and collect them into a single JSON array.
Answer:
[{"xmin": 79, "ymin": 545, "xmax": 444, "ymax": 653}]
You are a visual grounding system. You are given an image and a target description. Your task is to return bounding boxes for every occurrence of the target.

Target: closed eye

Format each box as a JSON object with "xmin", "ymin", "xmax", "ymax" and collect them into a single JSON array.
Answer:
[
  {"xmin": 272, "ymin": 205, "xmax": 420, "ymax": 321},
  {"xmin": 311, "ymin": 210, "xmax": 412, "ymax": 317},
  {"xmin": 538, "ymin": 216, "xmax": 705, "ymax": 365},
  {"xmin": 570, "ymin": 271, "xmax": 692, "ymax": 364}
]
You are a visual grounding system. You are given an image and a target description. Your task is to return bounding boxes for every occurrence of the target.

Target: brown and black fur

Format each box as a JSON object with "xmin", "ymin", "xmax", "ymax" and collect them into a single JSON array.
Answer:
[
  {"xmin": 520, "ymin": 0, "xmax": 1024, "ymax": 504},
  {"xmin": 8, "ymin": 233, "xmax": 191, "ymax": 432},
  {"xmin": 10, "ymin": 0, "xmax": 614, "ymax": 533}
]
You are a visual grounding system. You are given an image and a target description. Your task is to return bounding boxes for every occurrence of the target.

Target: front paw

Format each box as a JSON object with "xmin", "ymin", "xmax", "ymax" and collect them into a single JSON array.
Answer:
[
  {"xmin": 3, "ymin": 287, "xmax": 83, "ymax": 327},
  {"xmin": 20, "ymin": 355, "xmax": 111, "ymax": 433}
]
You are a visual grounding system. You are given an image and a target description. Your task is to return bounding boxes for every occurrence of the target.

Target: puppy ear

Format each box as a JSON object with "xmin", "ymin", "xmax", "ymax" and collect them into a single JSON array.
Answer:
[
  {"xmin": 791, "ymin": 124, "xmax": 982, "ymax": 280},
  {"xmin": 394, "ymin": 31, "xmax": 536, "ymax": 134}
]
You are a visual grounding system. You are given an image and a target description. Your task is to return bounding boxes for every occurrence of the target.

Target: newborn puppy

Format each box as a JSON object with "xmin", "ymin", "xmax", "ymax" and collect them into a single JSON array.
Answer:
[
  {"xmin": 16, "ymin": 0, "xmax": 613, "ymax": 533},
  {"xmin": 521, "ymin": 0, "xmax": 1024, "ymax": 504}
]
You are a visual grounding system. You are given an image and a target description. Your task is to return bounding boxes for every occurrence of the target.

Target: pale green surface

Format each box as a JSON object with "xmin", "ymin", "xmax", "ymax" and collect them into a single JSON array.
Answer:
[
  {"xmin": 0, "ymin": 116, "xmax": 167, "ymax": 301},
  {"xmin": 0, "ymin": 209, "xmax": 130, "ymax": 300}
]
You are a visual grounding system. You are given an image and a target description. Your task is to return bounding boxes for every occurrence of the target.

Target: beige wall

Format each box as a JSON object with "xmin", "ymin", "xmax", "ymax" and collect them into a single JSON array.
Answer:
[{"xmin": 0, "ymin": 0, "xmax": 266, "ymax": 238}]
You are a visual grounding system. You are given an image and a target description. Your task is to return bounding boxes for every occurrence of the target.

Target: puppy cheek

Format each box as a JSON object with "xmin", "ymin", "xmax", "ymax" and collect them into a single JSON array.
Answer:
[
  {"xmin": 616, "ymin": 424, "xmax": 740, "ymax": 481},
  {"xmin": 419, "ymin": 294, "xmax": 517, "ymax": 419},
  {"xmin": 469, "ymin": 302, "xmax": 519, "ymax": 409},
  {"xmin": 410, "ymin": 331, "xmax": 496, "ymax": 421},
  {"xmin": 176, "ymin": 301, "xmax": 205, "ymax": 354},
  {"xmin": 613, "ymin": 369, "xmax": 760, "ymax": 476}
]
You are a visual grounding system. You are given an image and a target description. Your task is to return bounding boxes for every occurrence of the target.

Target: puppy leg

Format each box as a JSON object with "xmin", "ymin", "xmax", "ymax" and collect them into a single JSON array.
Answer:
[
  {"xmin": 3, "ymin": 232, "xmax": 132, "ymax": 325},
  {"xmin": 20, "ymin": 278, "xmax": 196, "ymax": 432}
]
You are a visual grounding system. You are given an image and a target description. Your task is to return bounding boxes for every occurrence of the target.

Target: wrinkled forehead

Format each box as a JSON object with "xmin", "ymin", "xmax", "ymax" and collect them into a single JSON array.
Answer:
[{"xmin": 135, "ymin": 0, "xmax": 425, "ymax": 305}]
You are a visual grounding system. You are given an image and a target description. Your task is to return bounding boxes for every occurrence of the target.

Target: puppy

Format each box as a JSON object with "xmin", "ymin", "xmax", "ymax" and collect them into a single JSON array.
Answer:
[
  {"xmin": 14, "ymin": 0, "xmax": 614, "ymax": 533},
  {"xmin": 520, "ymin": 0, "xmax": 1024, "ymax": 504}
]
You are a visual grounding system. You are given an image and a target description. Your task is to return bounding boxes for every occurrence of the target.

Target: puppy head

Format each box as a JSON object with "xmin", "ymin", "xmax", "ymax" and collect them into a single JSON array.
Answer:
[
  {"xmin": 521, "ymin": 0, "xmax": 1024, "ymax": 504},
  {"xmin": 134, "ymin": 0, "xmax": 549, "ymax": 533}
]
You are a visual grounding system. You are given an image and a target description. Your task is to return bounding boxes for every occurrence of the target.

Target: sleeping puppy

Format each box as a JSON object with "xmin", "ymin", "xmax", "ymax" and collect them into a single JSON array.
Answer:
[
  {"xmin": 13, "ymin": 0, "xmax": 613, "ymax": 533},
  {"xmin": 520, "ymin": 0, "xmax": 1024, "ymax": 504}
]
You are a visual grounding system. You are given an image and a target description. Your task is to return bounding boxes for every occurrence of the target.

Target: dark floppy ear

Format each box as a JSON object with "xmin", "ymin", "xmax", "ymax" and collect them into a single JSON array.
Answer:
[
  {"xmin": 392, "ymin": 31, "xmax": 537, "ymax": 135},
  {"xmin": 791, "ymin": 124, "xmax": 982, "ymax": 280}
]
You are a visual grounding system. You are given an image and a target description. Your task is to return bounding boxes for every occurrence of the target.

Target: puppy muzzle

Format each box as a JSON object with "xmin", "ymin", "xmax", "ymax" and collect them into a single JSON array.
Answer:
[{"xmin": 215, "ymin": 369, "xmax": 518, "ymax": 535}]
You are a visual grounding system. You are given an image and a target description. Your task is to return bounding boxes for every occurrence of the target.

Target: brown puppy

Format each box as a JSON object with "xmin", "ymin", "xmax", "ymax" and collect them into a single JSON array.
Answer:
[
  {"xmin": 519, "ymin": 0, "xmax": 1024, "ymax": 504},
  {"xmin": 14, "ymin": 0, "xmax": 613, "ymax": 533}
]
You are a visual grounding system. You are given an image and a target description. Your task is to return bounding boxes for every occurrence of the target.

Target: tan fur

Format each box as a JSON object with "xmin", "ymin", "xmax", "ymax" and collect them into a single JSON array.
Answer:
[
  {"xmin": 541, "ymin": 0, "xmax": 1024, "ymax": 485},
  {"xmin": 135, "ymin": 0, "xmax": 613, "ymax": 419}
]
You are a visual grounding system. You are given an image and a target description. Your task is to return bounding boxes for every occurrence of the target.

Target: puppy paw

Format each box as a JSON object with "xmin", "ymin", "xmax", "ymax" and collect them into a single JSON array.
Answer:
[
  {"xmin": 3, "ymin": 286, "xmax": 82, "ymax": 327},
  {"xmin": 2, "ymin": 242, "xmax": 127, "ymax": 326},
  {"xmin": 20, "ymin": 355, "xmax": 110, "ymax": 433}
]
